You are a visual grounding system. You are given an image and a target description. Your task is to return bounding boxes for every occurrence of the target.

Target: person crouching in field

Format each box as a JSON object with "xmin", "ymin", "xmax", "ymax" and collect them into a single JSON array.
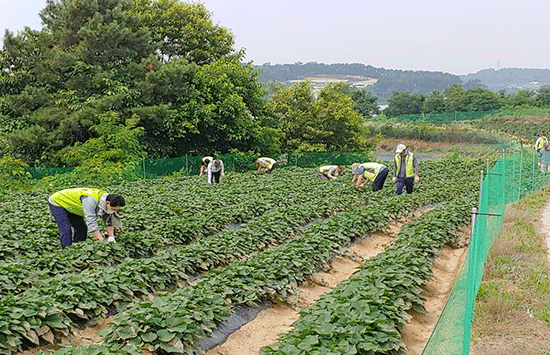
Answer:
[
  {"xmin": 355, "ymin": 163, "xmax": 389, "ymax": 191},
  {"xmin": 207, "ymin": 159, "xmax": 225, "ymax": 183},
  {"xmin": 48, "ymin": 188, "xmax": 125, "ymax": 248},
  {"xmin": 539, "ymin": 143, "xmax": 550, "ymax": 173},
  {"xmin": 317, "ymin": 165, "xmax": 344, "ymax": 180},
  {"xmin": 254, "ymin": 157, "xmax": 278, "ymax": 174}
]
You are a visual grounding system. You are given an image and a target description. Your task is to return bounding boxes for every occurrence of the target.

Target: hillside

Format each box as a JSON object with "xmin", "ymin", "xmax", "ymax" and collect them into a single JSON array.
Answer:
[
  {"xmin": 460, "ymin": 68, "xmax": 550, "ymax": 92},
  {"xmin": 255, "ymin": 63, "xmax": 550, "ymax": 101},
  {"xmin": 255, "ymin": 62, "xmax": 461, "ymax": 102}
]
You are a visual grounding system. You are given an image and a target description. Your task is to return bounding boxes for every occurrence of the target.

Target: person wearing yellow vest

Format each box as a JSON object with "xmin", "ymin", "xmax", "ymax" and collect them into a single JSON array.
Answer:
[
  {"xmin": 48, "ymin": 188, "xmax": 125, "ymax": 248},
  {"xmin": 392, "ymin": 144, "xmax": 419, "ymax": 195},
  {"xmin": 355, "ymin": 162, "xmax": 389, "ymax": 191},
  {"xmin": 317, "ymin": 165, "xmax": 345, "ymax": 180},
  {"xmin": 535, "ymin": 133, "xmax": 548, "ymax": 152},
  {"xmin": 199, "ymin": 156, "xmax": 214, "ymax": 176},
  {"xmin": 254, "ymin": 157, "xmax": 278, "ymax": 174}
]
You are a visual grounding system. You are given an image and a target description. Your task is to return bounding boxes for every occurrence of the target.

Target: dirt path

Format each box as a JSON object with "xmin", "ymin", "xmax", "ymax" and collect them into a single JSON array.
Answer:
[{"xmin": 207, "ymin": 222, "xmax": 470, "ymax": 355}]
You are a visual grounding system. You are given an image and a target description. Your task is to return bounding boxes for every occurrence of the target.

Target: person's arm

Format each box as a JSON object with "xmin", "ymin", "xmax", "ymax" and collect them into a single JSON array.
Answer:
[
  {"xmin": 356, "ymin": 175, "xmax": 363, "ymax": 189},
  {"xmin": 81, "ymin": 196, "xmax": 103, "ymax": 241},
  {"xmin": 221, "ymin": 161, "xmax": 225, "ymax": 177},
  {"xmin": 356, "ymin": 175, "xmax": 369, "ymax": 189}
]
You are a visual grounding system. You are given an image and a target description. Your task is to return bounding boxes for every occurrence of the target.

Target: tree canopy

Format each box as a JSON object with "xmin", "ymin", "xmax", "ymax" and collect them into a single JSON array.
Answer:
[{"xmin": 0, "ymin": 0, "xmax": 277, "ymax": 167}]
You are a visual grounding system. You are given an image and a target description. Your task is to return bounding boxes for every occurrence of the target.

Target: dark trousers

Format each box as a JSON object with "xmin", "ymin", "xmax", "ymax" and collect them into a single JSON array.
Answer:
[
  {"xmin": 210, "ymin": 171, "xmax": 221, "ymax": 183},
  {"xmin": 396, "ymin": 176, "xmax": 415, "ymax": 194},
  {"xmin": 49, "ymin": 203, "xmax": 88, "ymax": 248},
  {"xmin": 372, "ymin": 166, "xmax": 389, "ymax": 192}
]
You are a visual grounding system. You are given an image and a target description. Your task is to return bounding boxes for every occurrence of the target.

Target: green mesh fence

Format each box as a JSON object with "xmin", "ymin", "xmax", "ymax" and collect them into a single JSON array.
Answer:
[
  {"xmin": 25, "ymin": 166, "xmax": 75, "ymax": 179},
  {"xmin": 422, "ymin": 148, "xmax": 550, "ymax": 355},
  {"xmin": 27, "ymin": 152, "xmax": 378, "ymax": 179},
  {"xmin": 389, "ymin": 110, "xmax": 496, "ymax": 122}
]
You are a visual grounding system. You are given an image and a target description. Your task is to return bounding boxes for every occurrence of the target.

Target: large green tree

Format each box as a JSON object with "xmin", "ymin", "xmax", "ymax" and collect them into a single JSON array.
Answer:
[
  {"xmin": 383, "ymin": 91, "xmax": 424, "ymax": 116},
  {"xmin": 1, "ymin": 0, "xmax": 277, "ymax": 166},
  {"xmin": 268, "ymin": 81, "xmax": 368, "ymax": 152},
  {"xmin": 132, "ymin": 0, "xmax": 234, "ymax": 64}
]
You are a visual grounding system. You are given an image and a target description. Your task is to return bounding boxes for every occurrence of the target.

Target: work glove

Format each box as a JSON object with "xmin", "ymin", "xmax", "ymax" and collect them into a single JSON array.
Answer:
[{"xmin": 107, "ymin": 236, "xmax": 116, "ymax": 243}]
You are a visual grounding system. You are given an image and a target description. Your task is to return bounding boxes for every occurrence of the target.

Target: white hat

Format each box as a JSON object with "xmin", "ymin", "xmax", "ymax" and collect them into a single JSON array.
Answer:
[{"xmin": 396, "ymin": 144, "xmax": 406, "ymax": 153}]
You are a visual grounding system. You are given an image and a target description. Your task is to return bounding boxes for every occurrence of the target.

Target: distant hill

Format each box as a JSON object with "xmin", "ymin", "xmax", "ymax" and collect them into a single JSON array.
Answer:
[
  {"xmin": 459, "ymin": 68, "xmax": 550, "ymax": 92},
  {"xmin": 255, "ymin": 62, "xmax": 462, "ymax": 102},
  {"xmin": 255, "ymin": 63, "xmax": 550, "ymax": 101}
]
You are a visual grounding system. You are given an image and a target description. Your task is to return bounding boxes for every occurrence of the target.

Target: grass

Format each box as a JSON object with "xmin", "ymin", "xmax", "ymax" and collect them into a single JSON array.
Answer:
[{"xmin": 471, "ymin": 188, "xmax": 550, "ymax": 354}]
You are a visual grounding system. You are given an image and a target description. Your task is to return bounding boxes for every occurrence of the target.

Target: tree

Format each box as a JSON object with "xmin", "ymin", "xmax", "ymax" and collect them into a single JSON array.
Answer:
[
  {"xmin": 535, "ymin": 87, "xmax": 550, "ymax": 108},
  {"xmin": 268, "ymin": 81, "xmax": 368, "ymax": 152},
  {"xmin": 313, "ymin": 84, "xmax": 368, "ymax": 151},
  {"xmin": 63, "ymin": 111, "xmax": 146, "ymax": 184},
  {"xmin": 463, "ymin": 87, "xmax": 502, "ymax": 111},
  {"xmin": 423, "ymin": 90, "xmax": 446, "ymax": 113},
  {"xmin": 335, "ymin": 84, "xmax": 380, "ymax": 118},
  {"xmin": 383, "ymin": 91, "xmax": 425, "ymax": 116},
  {"xmin": 132, "ymin": 0, "xmax": 234, "ymax": 64},
  {"xmin": 444, "ymin": 84, "xmax": 467, "ymax": 111},
  {"xmin": 40, "ymin": 0, "xmax": 153, "ymax": 69},
  {"xmin": 1, "ymin": 0, "xmax": 274, "ymax": 166}
]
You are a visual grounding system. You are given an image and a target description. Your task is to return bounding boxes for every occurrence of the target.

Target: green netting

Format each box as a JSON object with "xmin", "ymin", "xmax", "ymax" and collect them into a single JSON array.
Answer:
[
  {"xmin": 25, "ymin": 166, "xmax": 75, "ymax": 179},
  {"xmin": 422, "ymin": 148, "xmax": 550, "ymax": 355},
  {"xmin": 27, "ymin": 152, "xmax": 379, "ymax": 179},
  {"xmin": 389, "ymin": 110, "xmax": 496, "ymax": 122}
]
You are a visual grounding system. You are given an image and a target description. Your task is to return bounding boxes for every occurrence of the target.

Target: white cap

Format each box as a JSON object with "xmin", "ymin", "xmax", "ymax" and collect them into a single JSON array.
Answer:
[{"xmin": 396, "ymin": 144, "xmax": 406, "ymax": 153}]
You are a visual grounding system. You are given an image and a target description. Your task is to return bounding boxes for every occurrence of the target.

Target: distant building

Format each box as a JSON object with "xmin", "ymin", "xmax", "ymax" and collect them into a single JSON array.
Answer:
[{"xmin": 289, "ymin": 75, "xmax": 378, "ymax": 94}]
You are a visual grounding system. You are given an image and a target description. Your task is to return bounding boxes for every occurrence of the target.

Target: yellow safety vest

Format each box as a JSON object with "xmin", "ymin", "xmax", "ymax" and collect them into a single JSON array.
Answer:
[
  {"xmin": 50, "ymin": 188, "xmax": 106, "ymax": 216},
  {"xmin": 259, "ymin": 157, "xmax": 276, "ymax": 169},
  {"xmin": 395, "ymin": 153, "xmax": 415, "ymax": 178},
  {"xmin": 359, "ymin": 163, "xmax": 384, "ymax": 181}
]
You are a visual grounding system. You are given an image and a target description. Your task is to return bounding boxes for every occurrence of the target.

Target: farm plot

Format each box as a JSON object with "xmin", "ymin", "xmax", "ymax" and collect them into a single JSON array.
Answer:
[{"xmin": 0, "ymin": 158, "xmax": 484, "ymax": 355}]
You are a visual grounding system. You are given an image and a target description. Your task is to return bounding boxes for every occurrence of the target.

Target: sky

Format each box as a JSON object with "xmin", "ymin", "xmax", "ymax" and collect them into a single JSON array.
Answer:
[{"xmin": 2, "ymin": 0, "xmax": 550, "ymax": 76}]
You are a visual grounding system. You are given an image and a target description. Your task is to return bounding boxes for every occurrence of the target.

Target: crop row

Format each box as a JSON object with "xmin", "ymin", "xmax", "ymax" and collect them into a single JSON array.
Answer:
[
  {"xmin": 3, "ymin": 158, "xmax": 484, "ymax": 354},
  {"xmin": 0, "ymin": 193, "xmax": 359, "ymax": 354},
  {"xmin": 260, "ymin": 195, "xmax": 475, "ymax": 354},
  {"xmin": 0, "ymin": 169, "xmax": 312, "ymax": 261},
  {"xmin": 43, "ymin": 161, "xmax": 483, "ymax": 354},
  {"xmin": 0, "ymin": 175, "xmax": 348, "ymax": 297}
]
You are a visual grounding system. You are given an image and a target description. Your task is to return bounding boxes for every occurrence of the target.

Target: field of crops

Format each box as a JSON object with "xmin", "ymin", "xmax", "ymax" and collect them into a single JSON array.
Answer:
[{"xmin": 0, "ymin": 159, "xmax": 485, "ymax": 355}]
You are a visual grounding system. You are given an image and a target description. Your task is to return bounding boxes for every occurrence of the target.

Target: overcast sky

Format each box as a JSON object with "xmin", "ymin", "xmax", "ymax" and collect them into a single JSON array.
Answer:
[{"xmin": 2, "ymin": 0, "xmax": 550, "ymax": 75}]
